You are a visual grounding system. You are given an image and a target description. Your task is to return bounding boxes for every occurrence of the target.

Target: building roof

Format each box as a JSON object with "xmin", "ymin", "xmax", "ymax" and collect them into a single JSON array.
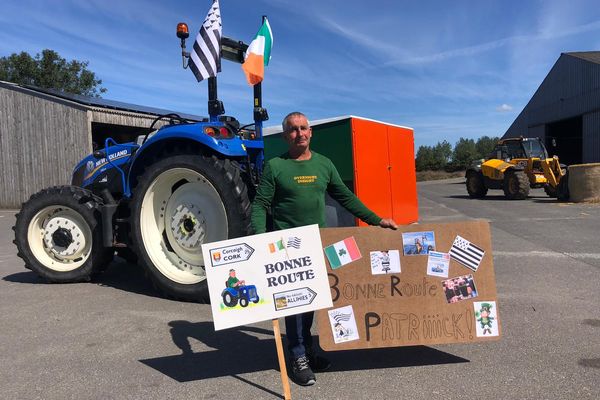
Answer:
[
  {"xmin": 565, "ymin": 51, "xmax": 600, "ymax": 65},
  {"xmin": 0, "ymin": 80, "xmax": 206, "ymax": 122},
  {"xmin": 263, "ymin": 115, "xmax": 412, "ymax": 136}
]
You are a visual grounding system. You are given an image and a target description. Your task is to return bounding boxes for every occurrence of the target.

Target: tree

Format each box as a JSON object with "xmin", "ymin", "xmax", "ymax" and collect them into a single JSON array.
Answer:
[
  {"xmin": 431, "ymin": 140, "xmax": 452, "ymax": 170},
  {"xmin": 475, "ymin": 136, "xmax": 499, "ymax": 160},
  {"xmin": 415, "ymin": 145, "xmax": 435, "ymax": 171},
  {"xmin": 0, "ymin": 49, "xmax": 106, "ymax": 97},
  {"xmin": 450, "ymin": 138, "xmax": 479, "ymax": 170}
]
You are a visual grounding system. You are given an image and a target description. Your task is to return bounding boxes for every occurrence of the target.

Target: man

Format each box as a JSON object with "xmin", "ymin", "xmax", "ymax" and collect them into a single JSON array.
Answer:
[
  {"xmin": 251, "ymin": 112, "xmax": 398, "ymax": 386},
  {"xmin": 226, "ymin": 269, "xmax": 245, "ymax": 288}
]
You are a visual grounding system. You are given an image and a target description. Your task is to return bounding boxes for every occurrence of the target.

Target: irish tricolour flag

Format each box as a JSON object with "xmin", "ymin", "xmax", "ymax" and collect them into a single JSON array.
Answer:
[
  {"xmin": 324, "ymin": 237, "xmax": 362, "ymax": 269},
  {"xmin": 241, "ymin": 18, "xmax": 273, "ymax": 86}
]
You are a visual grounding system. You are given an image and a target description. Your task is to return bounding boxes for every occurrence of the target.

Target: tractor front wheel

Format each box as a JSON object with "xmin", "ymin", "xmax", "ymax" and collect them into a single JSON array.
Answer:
[
  {"xmin": 466, "ymin": 171, "xmax": 488, "ymax": 198},
  {"xmin": 503, "ymin": 170, "xmax": 530, "ymax": 200},
  {"xmin": 13, "ymin": 186, "xmax": 112, "ymax": 282},
  {"xmin": 130, "ymin": 152, "xmax": 251, "ymax": 302}
]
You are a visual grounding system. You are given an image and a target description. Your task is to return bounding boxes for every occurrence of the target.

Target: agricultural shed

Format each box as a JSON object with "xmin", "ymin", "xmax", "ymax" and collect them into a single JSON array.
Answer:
[
  {"xmin": 503, "ymin": 52, "xmax": 600, "ymax": 165},
  {"xmin": 0, "ymin": 81, "xmax": 204, "ymax": 208},
  {"xmin": 263, "ymin": 116, "xmax": 418, "ymax": 227}
]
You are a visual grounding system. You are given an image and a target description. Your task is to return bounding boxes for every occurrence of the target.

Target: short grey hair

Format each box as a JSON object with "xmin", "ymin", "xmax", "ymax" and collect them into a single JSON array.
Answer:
[{"xmin": 282, "ymin": 111, "xmax": 310, "ymax": 132}]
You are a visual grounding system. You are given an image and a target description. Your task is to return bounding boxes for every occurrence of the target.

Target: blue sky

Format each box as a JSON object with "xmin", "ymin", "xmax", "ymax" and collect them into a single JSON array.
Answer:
[{"xmin": 2, "ymin": 0, "xmax": 600, "ymax": 150}]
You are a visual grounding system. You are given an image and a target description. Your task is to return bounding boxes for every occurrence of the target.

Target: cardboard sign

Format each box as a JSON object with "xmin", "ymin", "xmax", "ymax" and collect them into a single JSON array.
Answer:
[
  {"xmin": 316, "ymin": 220, "xmax": 501, "ymax": 350},
  {"xmin": 201, "ymin": 224, "xmax": 333, "ymax": 330}
]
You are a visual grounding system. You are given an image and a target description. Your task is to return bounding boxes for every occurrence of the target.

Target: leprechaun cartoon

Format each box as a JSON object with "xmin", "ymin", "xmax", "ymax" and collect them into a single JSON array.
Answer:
[{"xmin": 475, "ymin": 303, "xmax": 495, "ymax": 335}]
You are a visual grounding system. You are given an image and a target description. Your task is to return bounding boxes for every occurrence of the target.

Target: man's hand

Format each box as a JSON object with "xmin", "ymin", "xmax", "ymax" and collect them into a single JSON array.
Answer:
[{"xmin": 379, "ymin": 218, "xmax": 398, "ymax": 230}]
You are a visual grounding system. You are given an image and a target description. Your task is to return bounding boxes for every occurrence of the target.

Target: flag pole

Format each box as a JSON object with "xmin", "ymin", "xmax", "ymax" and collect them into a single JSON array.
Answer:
[{"xmin": 272, "ymin": 318, "xmax": 292, "ymax": 400}]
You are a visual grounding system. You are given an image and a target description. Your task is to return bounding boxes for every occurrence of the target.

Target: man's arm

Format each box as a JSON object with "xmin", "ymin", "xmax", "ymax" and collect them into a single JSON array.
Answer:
[{"xmin": 250, "ymin": 161, "xmax": 276, "ymax": 234}]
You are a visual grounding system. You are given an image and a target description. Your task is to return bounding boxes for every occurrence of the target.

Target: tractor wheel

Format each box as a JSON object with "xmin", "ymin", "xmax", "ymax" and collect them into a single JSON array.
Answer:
[
  {"xmin": 543, "ymin": 184, "xmax": 558, "ymax": 198},
  {"xmin": 239, "ymin": 297, "xmax": 249, "ymax": 308},
  {"xmin": 253, "ymin": 296, "xmax": 260, "ymax": 304},
  {"xmin": 13, "ymin": 186, "xmax": 112, "ymax": 282},
  {"xmin": 130, "ymin": 152, "xmax": 251, "ymax": 303},
  {"xmin": 466, "ymin": 171, "xmax": 488, "ymax": 198},
  {"xmin": 222, "ymin": 292, "xmax": 238, "ymax": 307},
  {"xmin": 503, "ymin": 170, "xmax": 530, "ymax": 200}
]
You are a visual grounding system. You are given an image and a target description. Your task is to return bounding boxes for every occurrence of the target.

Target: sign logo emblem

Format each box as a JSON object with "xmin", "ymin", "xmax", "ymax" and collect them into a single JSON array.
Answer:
[{"xmin": 209, "ymin": 243, "xmax": 254, "ymax": 267}]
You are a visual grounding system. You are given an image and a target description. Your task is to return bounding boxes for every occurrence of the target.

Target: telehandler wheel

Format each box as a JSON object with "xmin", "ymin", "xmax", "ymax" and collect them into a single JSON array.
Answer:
[
  {"xmin": 130, "ymin": 152, "xmax": 251, "ymax": 303},
  {"xmin": 543, "ymin": 184, "xmax": 558, "ymax": 198},
  {"xmin": 557, "ymin": 172, "xmax": 570, "ymax": 201},
  {"xmin": 13, "ymin": 186, "xmax": 112, "ymax": 282},
  {"xmin": 466, "ymin": 171, "xmax": 488, "ymax": 198},
  {"xmin": 503, "ymin": 170, "xmax": 530, "ymax": 200}
]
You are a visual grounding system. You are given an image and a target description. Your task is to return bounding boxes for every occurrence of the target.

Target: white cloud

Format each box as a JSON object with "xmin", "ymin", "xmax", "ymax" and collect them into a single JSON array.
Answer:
[{"xmin": 496, "ymin": 104, "xmax": 513, "ymax": 112}]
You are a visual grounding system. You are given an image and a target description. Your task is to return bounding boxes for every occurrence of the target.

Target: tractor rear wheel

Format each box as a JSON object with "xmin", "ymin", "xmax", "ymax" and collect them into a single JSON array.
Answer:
[
  {"xmin": 466, "ymin": 171, "xmax": 488, "ymax": 198},
  {"xmin": 130, "ymin": 152, "xmax": 251, "ymax": 303},
  {"xmin": 222, "ymin": 291, "xmax": 238, "ymax": 307},
  {"xmin": 503, "ymin": 170, "xmax": 530, "ymax": 200},
  {"xmin": 13, "ymin": 186, "xmax": 112, "ymax": 282}
]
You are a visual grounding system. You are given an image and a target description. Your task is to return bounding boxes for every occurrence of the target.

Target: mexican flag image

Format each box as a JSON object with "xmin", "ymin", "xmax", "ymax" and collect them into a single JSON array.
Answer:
[
  {"xmin": 324, "ymin": 237, "xmax": 362, "ymax": 269},
  {"xmin": 241, "ymin": 17, "xmax": 273, "ymax": 86}
]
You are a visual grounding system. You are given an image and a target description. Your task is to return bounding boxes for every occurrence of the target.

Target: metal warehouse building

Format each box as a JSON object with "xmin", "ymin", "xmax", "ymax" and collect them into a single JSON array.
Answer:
[
  {"xmin": 0, "ymin": 81, "xmax": 202, "ymax": 208},
  {"xmin": 503, "ymin": 52, "xmax": 600, "ymax": 165}
]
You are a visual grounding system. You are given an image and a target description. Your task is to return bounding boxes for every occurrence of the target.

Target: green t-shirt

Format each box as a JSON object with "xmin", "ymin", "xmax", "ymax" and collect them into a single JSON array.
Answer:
[
  {"xmin": 251, "ymin": 151, "xmax": 381, "ymax": 233},
  {"xmin": 227, "ymin": 276, "xmax": 239, "ymax": 288}
]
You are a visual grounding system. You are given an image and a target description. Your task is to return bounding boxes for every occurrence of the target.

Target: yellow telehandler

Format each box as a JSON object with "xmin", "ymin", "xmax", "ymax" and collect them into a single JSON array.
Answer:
[{"xmin": 465, "ymin": 137, "xmax": 567, "ymax": 200}]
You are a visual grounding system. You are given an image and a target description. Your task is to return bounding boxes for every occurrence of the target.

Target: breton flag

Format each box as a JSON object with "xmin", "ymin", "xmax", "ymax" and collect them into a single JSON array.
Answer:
[
  {"xmin": 324, "ymin": 237, "xmax": 362, "ymax": 269},
  {"xmin": 189, "ymin": 0, "xmax": 222, "ymax": 82},
  {"xmin": 241, "ymin": 17, "xmax": 273, "ymax": 86},
  {"xmin": 449, "ymin": 235, "xmax": 485, "ymax": 271}
]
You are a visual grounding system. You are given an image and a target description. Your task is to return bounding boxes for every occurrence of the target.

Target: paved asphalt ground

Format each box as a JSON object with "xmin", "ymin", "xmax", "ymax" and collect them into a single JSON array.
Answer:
[{"xmin": 1, "ymin": 179, "xmax": 599, "ymax": 400}]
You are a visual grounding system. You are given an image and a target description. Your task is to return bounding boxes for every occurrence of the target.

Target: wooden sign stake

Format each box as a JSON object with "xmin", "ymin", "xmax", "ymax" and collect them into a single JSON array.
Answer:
[{"xmin": 272, "ymin": 319, "xmax": 292, "ymax": 400}]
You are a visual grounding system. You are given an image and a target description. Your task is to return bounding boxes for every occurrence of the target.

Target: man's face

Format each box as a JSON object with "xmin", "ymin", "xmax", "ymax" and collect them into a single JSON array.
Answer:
[
  {"xmin": 283, "ymin": 115, "xmax": 312, "ymax": 152},
  {"xmin": 229, "ymin": 271, "xmax": 236, "ymax": 277}
]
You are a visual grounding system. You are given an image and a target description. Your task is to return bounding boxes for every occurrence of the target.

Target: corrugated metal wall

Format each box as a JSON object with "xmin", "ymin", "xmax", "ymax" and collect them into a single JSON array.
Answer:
[
  {"xmin": 504, "ymin": 54, "xmax": 600, "ymax": 163},
  {"xmin": 583, "ymin": 111, "xmax": 600, "ymax": 163},
  {"xmin": 0, "ymin": 87, "xmax": 91, "ymax": 208}
]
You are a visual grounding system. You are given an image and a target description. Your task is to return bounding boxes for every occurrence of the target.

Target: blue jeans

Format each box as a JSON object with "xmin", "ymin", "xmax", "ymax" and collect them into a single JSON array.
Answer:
[{"xmin": 285, "ymin": 311, "xmax": 314, "ymax": 359}]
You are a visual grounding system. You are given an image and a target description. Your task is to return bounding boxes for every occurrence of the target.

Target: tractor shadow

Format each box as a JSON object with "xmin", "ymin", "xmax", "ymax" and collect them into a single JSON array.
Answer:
[
  {"xmin": 447, "ymin": 194, "xmax": 558, "ymax": 203},
  {"xmin": 2, "ymin": 256, "xmax": 163, "ymax": 300},
  {"xmin": 140, "ymin": 321, "xmax": 468, "ymax": 383}
]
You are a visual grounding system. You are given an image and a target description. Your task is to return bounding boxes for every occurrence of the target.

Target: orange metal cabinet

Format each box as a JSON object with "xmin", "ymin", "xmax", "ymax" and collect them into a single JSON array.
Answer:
[{"xmin": 351, "ymin": 118, "xmax": 418, "ymax": 225}]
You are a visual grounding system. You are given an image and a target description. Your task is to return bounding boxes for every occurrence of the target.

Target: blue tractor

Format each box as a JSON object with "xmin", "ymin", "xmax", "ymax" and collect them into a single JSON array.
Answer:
[
  {"xmin": 222, "ymin": 284, "xmax": 260, "ymax": 308},
  {"xmin": 13, "ymin": 22, "xmax": 268, "ymax": 302}
]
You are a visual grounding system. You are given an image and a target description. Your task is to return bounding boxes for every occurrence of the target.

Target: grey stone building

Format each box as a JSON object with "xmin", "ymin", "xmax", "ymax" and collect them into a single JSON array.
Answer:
[{"xmin": 503, "ymin": 52, "xmax": 600, "ymax": 165}]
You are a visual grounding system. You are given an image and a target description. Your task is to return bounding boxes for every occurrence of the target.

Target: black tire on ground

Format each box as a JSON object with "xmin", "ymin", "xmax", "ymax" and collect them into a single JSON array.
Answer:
[
  {"xmin": 130, "ymin": 151, "xmax": 251, "ymax": 303},
  {"xmin": 503, "ymin": 169, "xmax": 530, "ymax": 200},
  {"xmin": 13, "ymin": 186, "xmax": 112, "ymax": 282},
  {"xmin": 543, "ymin": 184, "xmax": 558, "ymax": 198},
  {"xmin": 466, "ymin": 171, "xmax": 488, "ymax": 198},
  {"xmin": 222, "ymin": 292, "xmax": 238, "ymax": 307},
  {"xmin": 253, "ymin": 296, "xmax": 260, "ymax": 304},
  {"xmin": 115, "ymin": 248, "xmax": 138, "ymax": 264},
  {"xmin": 239, "ymin": 297, "xmax": 249, "ymax": 307},
  {"xmin": 557, "ymin": 172, "xmax": 570, "ymax": 201}
]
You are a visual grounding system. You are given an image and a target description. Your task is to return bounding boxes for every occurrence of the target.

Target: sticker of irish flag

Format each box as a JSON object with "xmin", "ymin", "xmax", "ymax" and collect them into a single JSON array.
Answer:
[
  {"xmin": 324, "ymin": 237, "xmax": 362, "ymax": 269},
  {"xmin": 268, "ymin": 239, "xmax": 285, "ymax": 253}
]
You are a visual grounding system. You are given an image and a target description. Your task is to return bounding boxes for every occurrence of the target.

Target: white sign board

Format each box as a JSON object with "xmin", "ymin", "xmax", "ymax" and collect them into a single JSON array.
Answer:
[{"xmin": 201, "ymin": 224, "xmax": 333, "ymax": 330}]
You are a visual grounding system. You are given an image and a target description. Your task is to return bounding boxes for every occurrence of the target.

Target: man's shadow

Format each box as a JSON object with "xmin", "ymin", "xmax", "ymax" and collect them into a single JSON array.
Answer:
[{"xmin": 140, "ymin": 320, "xmax": 469, "ymax": 383}]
